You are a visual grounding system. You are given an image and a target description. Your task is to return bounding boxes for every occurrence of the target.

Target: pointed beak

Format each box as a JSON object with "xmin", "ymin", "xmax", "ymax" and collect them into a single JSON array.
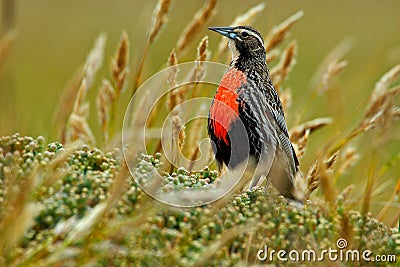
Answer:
[{"xmin": 208, "ymin": 26, "xmax": 237, "ymax": 39}]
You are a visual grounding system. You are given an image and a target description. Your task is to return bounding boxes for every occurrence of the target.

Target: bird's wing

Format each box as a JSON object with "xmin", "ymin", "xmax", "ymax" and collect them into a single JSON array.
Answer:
[
  {"xmin": 264, "ymin": 81, "xmax": 299, "ymax": 169},
  {"xmin": 237, "ymin": 82, "xmax": 278, "ymax": 184},
  {"xmin": 264, "ymin": 81, "xmax": 290, "ymax": 136}
]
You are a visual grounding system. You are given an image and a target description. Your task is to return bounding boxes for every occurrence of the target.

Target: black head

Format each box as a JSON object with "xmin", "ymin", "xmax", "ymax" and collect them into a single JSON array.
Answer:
[{"xmin": 209, "ymin": 26, "xmax": 265, "ymax": 63}]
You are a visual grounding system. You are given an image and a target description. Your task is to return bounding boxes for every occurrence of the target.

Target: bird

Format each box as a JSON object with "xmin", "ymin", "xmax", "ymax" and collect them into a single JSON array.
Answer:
[{"xmin": 207, "ymin": 26, "xmax": 299, "ymax": 200}]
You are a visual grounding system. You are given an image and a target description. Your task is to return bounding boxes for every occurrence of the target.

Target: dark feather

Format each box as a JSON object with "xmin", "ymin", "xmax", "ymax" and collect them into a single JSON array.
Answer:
[{"xmin": 208, "ymin": 25, "xmax": 300, "ymax": 199}]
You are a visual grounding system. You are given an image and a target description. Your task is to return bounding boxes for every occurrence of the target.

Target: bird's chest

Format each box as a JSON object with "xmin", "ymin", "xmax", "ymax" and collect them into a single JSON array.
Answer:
[{"xmin": 209, "ymin": 68, "xmax": 247, "ymax": 144}]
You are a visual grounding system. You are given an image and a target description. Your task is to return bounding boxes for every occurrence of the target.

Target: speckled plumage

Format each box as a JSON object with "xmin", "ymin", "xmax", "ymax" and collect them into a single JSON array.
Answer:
[{"xmin": 208, "ymin": 26, "xmax": 299, "ymax": 199}]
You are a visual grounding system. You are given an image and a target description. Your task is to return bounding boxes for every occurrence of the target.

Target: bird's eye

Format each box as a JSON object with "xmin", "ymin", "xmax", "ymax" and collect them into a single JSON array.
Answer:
[{"xmin": 241, "ymin": 31, "xmax": 249, "ymax": 38}]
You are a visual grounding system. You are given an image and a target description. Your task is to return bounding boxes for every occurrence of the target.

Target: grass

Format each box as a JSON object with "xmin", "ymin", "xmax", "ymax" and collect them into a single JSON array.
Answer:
[
  {"xmin": 0, "ymin": 134, "xmax": 399, "ymax": 265},
  {"xmin": 0, "ymin": 1, "xmax": 400, "ymax": 266}
]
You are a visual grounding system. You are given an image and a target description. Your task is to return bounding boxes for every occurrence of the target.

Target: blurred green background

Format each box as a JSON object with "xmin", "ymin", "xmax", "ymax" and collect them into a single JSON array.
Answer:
[
  {"xmin": 0, "ymin": 1, "xmax": 399, "ymax": 214},
  {"xmin": 1, "ymin": 0, "xmax": 399, "ymax": 136}
]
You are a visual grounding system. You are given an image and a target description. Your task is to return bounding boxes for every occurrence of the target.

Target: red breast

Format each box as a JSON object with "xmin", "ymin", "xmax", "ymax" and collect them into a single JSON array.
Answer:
[{"xmin": 209, "ymin": 68, "xmax": 247, "ymax": 144}]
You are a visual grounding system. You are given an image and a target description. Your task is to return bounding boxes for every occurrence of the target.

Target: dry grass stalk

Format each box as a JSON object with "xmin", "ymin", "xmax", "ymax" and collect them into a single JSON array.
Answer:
[
  {"xmin": 306, "ymin": 160, "xmax": 319, "ymax": 196},
  {"xmin": 392, "ymin": 106, "xmax": 400, "ymax": 120},
  {"xmin": 66, "ymin": 79, "xmax": 96, "ymax": 145},
  {"xmin": 280, "ymin": 40, "xmax": 297, "ymax": 76},
  {"xmin": 0, "ymin": 148, "xmax": 78, "ymax": 257},
  {"xmin": 215, "ymin": 3, "xmax": 265, "ymax": 58},
  {"xmin": 132, "ymin": 90, "xmax": 151, "ymax": 130},
  {"xmin": 360, "ymin": 85, "xmax": 400, "ymax": 132},
  {"xmin": 318, "ymin": 157, "xmax": 336, "ymax": 205},
  {"xmin": 317, "ymin": 60, "xmax": 347, "ymax": 94},
  {"xmin": 329, "ymin": 69, "xmax": 400, "ymax": 156},
  {"xmin": 148, "ymin": 0, "xmax": 172, "ymax": 44},
  {"xmin": 166, "ymin": 50, "xmax": 181, "ymax": 114},
  {"xmin": 373, "ymin": 64, "xmax": 400, "ymax": 100},
  {"xmin": 172, "ymin": 115, "xmax": 185, "ymax": 149},
  {"xmin": 339, "ymin": 212, "xmax": 353, "ymax": 247},
  {"xmin": 169, "ymin": 114, "xmax": 185, "ymax": 171},
  {"xmin": 82, "ymin": 34, "xmax": 107, "ymax": 88},
  {"xmin": 194, "ymin": 36, "xmax": 209, "ymax": 84},
  {"xmin": 372, "ymin": 179, "xmax": 393, "ymax": 200},
  {"xmin": 187, "ymin": 105, "xmax": 207, "ymax": 170},
  {"xmin": 0, "ymin": 144, "xmax": 80, "ymax": 262},
  {"xmin": 231, "ymin": 2, "xmax": 265, "ymax": 28},
  {"xmin": 107, "ymin": 32, "xmax": 131, "ymax": 143},
  {"xmin": 389, "ymin": 211, "xmax": 400, "ymax": 228},
  {"xmin": 362, "ymin": 170, "xmax": 375, "ymax": 215},
  {"xmin": 168, "ymin": 37, "xmax": 209, "ymax": 137},
  {"xmin": 66, "ymin": 203, "xmax": 107, "ymax": 242},
  {"xmin": 96, "ymin": 79, "xmax": 115, "ymax": 145},
  {"xmin": 309, "ymin": 37, "xmax": 353, "ymax": 89},
  {"xmin": 293, "ymin": 171, "xmax": 307, "ymax": 201},
  {"xmin": 111, "ymin": 31, "xmax": 130, "ymax": 93},
  {"xmin": 0, "ymin": 30, "xmax": 16, "ymax": 68},
  {"xmin": 270, "ymin": 40, "xmax": 297, "ymax": 91},
  {"xmin": 71, "ymin": 80, "xmax": 88, "ymax": 117},
  {"xmin": 197, "ymin": 35, "xmax": 209, "ymax": 62},
  {"xmin": 376, "ymin": 152, "xmax": 400, "ymax": 184},
  {"xmin": 134, "ymin": 0, "xmax": 172, "ymax": 91},
  {"xmin": 182, "ymin": 36, "xmax": 210, "ymax": 102},
  {"xmin": 67, "ymin": 113, "xmax": 96, "ymax": 145},
  {"xmin": 106, "ymin": 161, "xmax": 128, "ymax": 211},
  {"xmin": 264, "ymin": 10, "xmax": 304, "ymax": 52},
  {"xmin": 193, "ymin": 224, "xmax": 253, "ymax": 266},
  {"xmin": 292, "ymin": 128, "xmax": 309, "ymax": 158},
  {"xmin": 280, "ymin": 87, "xmax": 292, "ymax": 111},
  {"xmin": 176, "ymin": 0, "xmax": 216, "ymax": 55},
  {"xmin": 377, "ymin": 177, "xmax": 400, "ymax": 221},
  {"xmin": 166, "ymin": 51, "xmax": 180, "ymax": 113},
  {"xmin": 54, "ymin": 34, "xmax": 106, "ymax": 142},
  {"xmin": 167, "ymin": 49, "xmax": 178, "ymax": 87},
  {"xmin": 169, "ymin": 37, "xmax": 209, "ymax": 131},
  {"xmin": 290, "ymin": 117, "xmax": 332, "ymax": 143},
  {"xmin": 337, "ymin": 185, "xmax": 354, "ymax": 204},
  {"xmin": 167, "ymin": 88, "xmax": 181, "ymax": 114},
  {"xmin": 325, "ymin": 152, "xmax": 338, "ymax": 170},
  {"xmin": 53, "ymin": 73, "xmax": 83, "ymax": 143},
  {"xmin": 108, "ymin": 206, "xmax": 159, "ymax": 243},
  {"xmin": 0, "ymin": 167, "xmax": 38, "ymax": 258},
  {"xmin": 338, "ymin": 147, "xmax": 359, "ymax": 175},
  {"xmin": 306, "ymin": 154, "xmax": 337, "ymax": 198}
]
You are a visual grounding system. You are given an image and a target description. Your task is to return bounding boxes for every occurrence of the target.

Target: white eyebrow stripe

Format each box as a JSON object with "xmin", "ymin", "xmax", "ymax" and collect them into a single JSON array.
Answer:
[
  {"xmin": 249, "ymin": 31, "xmax": 265, "ymax": 48},
  {"xmin": 243, "ymin": 30, "xmax": 265, "ymax": 49}
]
